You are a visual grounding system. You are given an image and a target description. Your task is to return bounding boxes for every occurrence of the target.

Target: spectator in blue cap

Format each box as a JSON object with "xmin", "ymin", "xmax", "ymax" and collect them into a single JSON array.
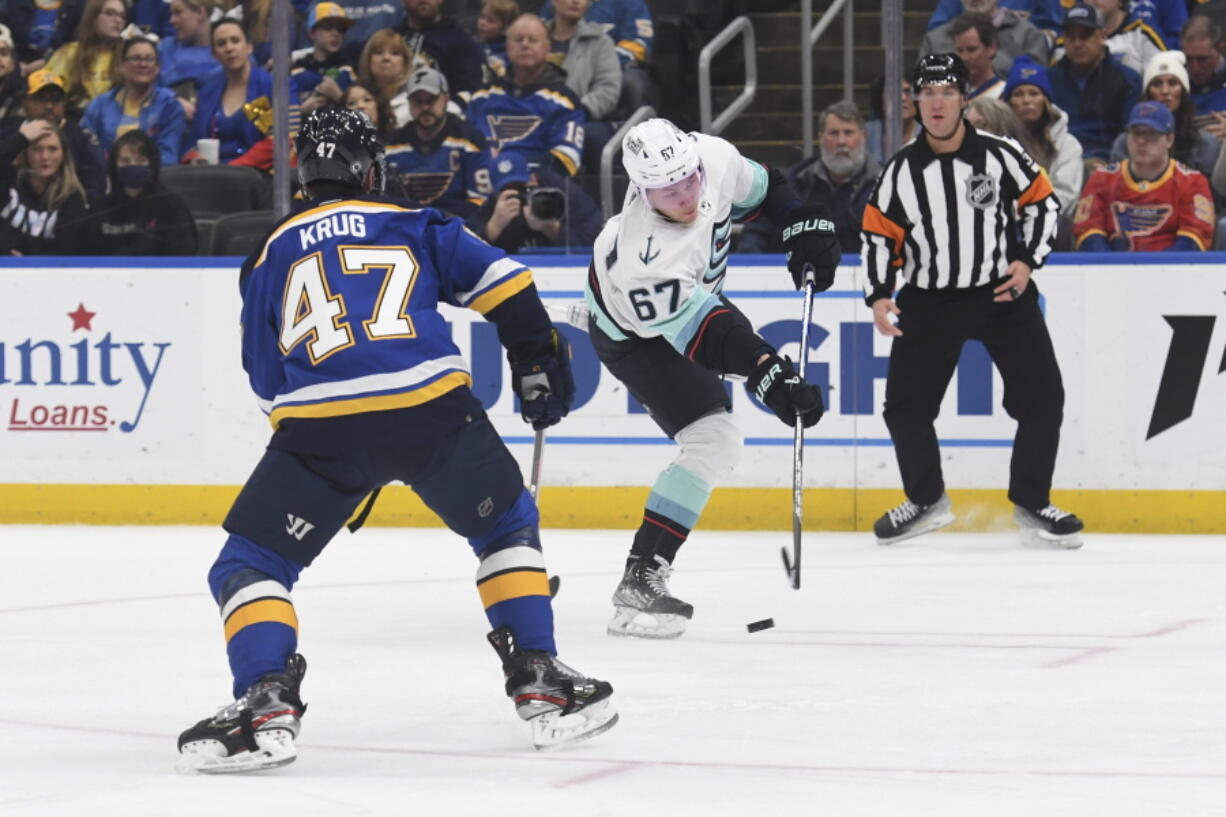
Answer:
[
  {"xmin": 1108, "ymin": 50, "xmax": 1219, "ymax": 182},
  {"xmin": 465, "ymin": 149, "xmax": 602, "ymax": 252},
  {"xmin": 1004, "ymin": 54, "xmax": 1084, "ymax": 213},
  {"xmin": 1074, "ymin": 98, "xmax": 1215, "ymax": 251},
  {"xmin": 1048, "ymin": 0, "xmax": 1141, "ymax": 164}
]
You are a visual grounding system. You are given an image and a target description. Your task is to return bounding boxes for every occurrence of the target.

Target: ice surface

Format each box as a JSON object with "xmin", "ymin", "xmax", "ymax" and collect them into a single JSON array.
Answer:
[{"xmin": 1, "ymin": 525, "xmax": 1223, "ymax": 816}]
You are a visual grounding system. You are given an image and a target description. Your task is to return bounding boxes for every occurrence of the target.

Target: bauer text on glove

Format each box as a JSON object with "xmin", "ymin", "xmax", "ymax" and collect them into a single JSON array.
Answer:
[
  {"xmin": 747, "ymin": 353, "xmax": 824, "ymax": 428},
  {"xmin": 781, "ymin": 204, "xmax": 840, "ymax": 292}
]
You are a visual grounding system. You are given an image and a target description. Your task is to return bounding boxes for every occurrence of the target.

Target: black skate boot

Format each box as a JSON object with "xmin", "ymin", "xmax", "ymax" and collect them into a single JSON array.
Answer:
[
  {"xmin": 607, "ymin": 555, "xmax": 694, "ymax": 639},
  {"xmin": 874, "ymin": 493, "xmax": 955, "ymax": 545},
  {"xmin": 487, "ymin": 628, "xmax": 618, "ymax": 750},
  {"xmin": 1014, "ymin": 504, "xmax": 1084, "ymax": 549},
  {"xmin": 177, "ymin": 654, "xmax": 307, "ymax": 774}
]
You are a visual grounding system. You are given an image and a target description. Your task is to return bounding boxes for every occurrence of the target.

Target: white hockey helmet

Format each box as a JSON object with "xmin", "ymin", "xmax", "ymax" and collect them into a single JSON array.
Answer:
[{"xmin": 621, "ymin": 118, "xmax": 701, "ymax": 189}]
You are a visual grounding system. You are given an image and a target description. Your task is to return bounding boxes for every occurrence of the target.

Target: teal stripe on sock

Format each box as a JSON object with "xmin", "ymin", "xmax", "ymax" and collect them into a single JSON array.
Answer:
[{"xmin": 645, "ymin": 465, "xmax": 712, "ymax": 530}]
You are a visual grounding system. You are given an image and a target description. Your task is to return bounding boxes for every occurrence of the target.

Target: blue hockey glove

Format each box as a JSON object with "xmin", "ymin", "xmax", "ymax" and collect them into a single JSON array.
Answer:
[
  {"xmin": 781, "ymin": 204, "xmax": 840, "ymax": 292},
  {"xmin": 747, "ymin": 353, "xmax": 824, "ymax": 428},
  {"xmin": 510, "ymin": 329, "xmax": 575, "ymax": 430}
]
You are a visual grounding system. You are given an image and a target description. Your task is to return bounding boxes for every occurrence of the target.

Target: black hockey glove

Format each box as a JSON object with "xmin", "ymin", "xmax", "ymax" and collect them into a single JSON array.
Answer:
[
  {"xmin": 747, "ymin": 353, "xmax": 824, "ymax": 428},
  {"xmin": 510, "ymin": 329, "xmax": 575, "ymax": 430},
  {"xmin": 781, "ymin": 204, "xmax": 840, "ymax": 292}
]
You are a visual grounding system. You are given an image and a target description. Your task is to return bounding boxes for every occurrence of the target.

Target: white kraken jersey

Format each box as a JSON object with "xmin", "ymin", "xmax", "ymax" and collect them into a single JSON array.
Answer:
[{"xmin": 585, "ymin": 133, "xmax": 770, "ymax": 350}]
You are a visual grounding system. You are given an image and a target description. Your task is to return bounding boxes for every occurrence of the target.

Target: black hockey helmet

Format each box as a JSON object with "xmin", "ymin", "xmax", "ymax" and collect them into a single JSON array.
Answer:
[
  {"xmin": 911, "ymin": 52, "xmax": 970, "ymax": 96},
  {"xmin": 296, "ymin": 107, "xmax": 386, "ymax": 194}
]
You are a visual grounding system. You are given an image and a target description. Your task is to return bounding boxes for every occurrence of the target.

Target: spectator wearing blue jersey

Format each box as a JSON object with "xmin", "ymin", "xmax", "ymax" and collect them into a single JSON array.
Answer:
[
  {"xmin": 158, "ymin": 0, "xmax": 222, "ymax": 122},
  {"xmin": 82, "ymin": 36, "xmax": 186, "ymax": 166},
  {"xmin": 384, "ymin": 67, "xmax": 489, "ymax": 218},
  {"xmin": 540, "ymin": 0, "xmax": 655, "ymax": 115},
  {"xmin": 189, "ymin": 19, "xmax": 273, "ymax": 162},
  {"xmin": 292, "ymin": 2, "xmax": 357, "ymax": 116},
  {"xmin": 466, "ymin": 149, "xmax": 601, "ymax": 252},
  {"xmin": 394, "ymin": 0, "xmax": 484, "ymax": 102},
  {"xmin": 1183, "ymin": 15, "xmax": 1226, "ymax": 117},
  {"xmin": 468, "ymin": 14, "xmax": 585, "ymax": 177},
  {"xmin": 475, "ymin": 0, "xmax": 517, "ymax": 82}
]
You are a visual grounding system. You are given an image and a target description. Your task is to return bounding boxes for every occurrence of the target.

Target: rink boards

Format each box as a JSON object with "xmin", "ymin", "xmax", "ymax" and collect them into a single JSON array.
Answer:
[{"xmin": 0, "ymin": 254, "xmax": 1222, "ymax": 532}]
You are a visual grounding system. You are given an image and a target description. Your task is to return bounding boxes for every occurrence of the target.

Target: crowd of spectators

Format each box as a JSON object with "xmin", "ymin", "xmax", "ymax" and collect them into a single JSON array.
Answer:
[{"xmin": 4, "ymin": 0, "xmax": 1226, "ymax": 257}]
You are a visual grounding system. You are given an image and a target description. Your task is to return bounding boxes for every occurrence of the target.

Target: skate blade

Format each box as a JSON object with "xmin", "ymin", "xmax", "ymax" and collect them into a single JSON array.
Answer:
[
  {"xmin": 1019, "ymin": 527, "xmax": 1084, "ymax": 550},
  {"xmin": 530, "ymin": 699, "xmax": 619, "ymax": 750},
  {"xmin": 876, "ymin": 511, "xmax": 956, "ymax": 546},
  {"xmin": 176, "ymin": 729, "xmax": 298, "ymax": 775},
  {"xmin": 606, "ymin": 606, "xmax": 687, "ymax": 639}
]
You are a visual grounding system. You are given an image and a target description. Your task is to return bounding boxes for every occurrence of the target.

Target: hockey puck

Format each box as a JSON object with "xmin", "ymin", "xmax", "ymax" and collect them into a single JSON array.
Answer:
[{"xmin": 746, "ymin": 618, "xmax": 775, "ymax": 633}]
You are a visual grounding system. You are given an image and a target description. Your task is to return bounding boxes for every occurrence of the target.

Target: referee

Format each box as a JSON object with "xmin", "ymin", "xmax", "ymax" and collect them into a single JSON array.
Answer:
[{"xmin": 861, "ymin": 53, "xmax": 1084, "ymax": 549}]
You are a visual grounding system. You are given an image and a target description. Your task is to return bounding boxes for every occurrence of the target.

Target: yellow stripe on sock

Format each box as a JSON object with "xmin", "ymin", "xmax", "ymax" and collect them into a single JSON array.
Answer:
[
  {"xmin": 477, "ymin": 570, "xmax": 550, "ymax": 608},
  {"xmin": 223, "ymin": 599, "xmax": 299, "ymax": 642}
]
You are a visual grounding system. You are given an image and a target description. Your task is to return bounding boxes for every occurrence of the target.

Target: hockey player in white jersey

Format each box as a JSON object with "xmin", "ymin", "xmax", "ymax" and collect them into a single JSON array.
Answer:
[{"xmin": 585, "ymin": 118, "xmax": 841, "ymax": 639}]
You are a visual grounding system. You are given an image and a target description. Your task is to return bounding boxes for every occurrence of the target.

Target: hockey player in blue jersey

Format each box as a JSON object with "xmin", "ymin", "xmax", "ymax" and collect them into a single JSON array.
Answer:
[{"xmin": 177, "ymin": 108, "xmax": 617, "ymax": 773}]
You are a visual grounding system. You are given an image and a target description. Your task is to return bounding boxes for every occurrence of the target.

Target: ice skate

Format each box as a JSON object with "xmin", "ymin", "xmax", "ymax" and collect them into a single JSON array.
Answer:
[
  {"xmin": 874, "ymin": 493, "xmax": 955, "ymax": 545},
  {"xmin": 487, "ymin": 628, "xmax": 618, "ymax": 750},
  {"xmin": 1015, "ymin": 504, "xmax": 1084, "ymax": 549},
  {"xmin": 607, "ymin": 555, "xmax": 694, "ymax": 639},
  {"xmin": 177, "ymin": 654, "xmax": 307, "ymax": 774}
]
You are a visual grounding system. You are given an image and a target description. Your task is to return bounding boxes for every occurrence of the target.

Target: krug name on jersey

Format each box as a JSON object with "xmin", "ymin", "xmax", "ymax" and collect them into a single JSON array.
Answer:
[{"xmin": 299, "ymin": 213, "xmax": 367, "ymax": 250}]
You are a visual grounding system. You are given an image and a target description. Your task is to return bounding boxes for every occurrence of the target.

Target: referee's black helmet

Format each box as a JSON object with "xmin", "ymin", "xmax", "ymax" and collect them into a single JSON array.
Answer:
[
  {"xmin": 296, "ymin": 107, "xmax": 386, "ymax": 194},
  {"xmin": 912, "ymin": 53, "xmax": 970, "ymax": 96}
]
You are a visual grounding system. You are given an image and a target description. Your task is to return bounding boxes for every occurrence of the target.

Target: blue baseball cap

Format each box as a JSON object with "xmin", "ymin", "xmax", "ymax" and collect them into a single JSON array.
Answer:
[
  {"xmin": 1063, "ymin": 1, "xmax": 1103, "ymax": 30},
  {"xmin": 1127, "ymin": 100, "xmax": 1174, "ymax": 133},
  {"xmin": 490, "ymin": 152, "xmax": 532, "ymax": 191}
]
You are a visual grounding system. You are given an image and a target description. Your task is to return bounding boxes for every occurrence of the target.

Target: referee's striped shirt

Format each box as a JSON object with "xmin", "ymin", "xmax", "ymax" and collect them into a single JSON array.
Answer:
[{"xmin": 860, "ymin": 123, "xmax": 1059, "ymax": 305}]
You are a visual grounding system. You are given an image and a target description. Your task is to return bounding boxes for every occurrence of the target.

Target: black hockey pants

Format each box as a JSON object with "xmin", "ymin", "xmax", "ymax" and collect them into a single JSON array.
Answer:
[{"xmin": 882, "ymin": 282, "xmax": 1064, "ymax": 511}]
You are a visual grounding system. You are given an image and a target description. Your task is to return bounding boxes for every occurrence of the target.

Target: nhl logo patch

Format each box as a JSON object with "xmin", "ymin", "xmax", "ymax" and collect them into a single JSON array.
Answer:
[{"xmin": 965, "ymin": 173, "xmax": 997, "ymax": 210}]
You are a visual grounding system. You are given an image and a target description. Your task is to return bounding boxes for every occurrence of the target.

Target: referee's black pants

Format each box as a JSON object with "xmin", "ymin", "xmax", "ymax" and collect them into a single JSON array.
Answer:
[{"xmin": 883, "ymin": 282, "xmax": 1064, "ymax": 512}]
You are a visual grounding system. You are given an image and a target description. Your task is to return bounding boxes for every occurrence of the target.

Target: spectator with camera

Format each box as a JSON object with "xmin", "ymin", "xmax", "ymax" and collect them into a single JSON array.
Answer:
[
  {"xmin": 466, "ymin": 150, "xmax": 601, "ymax": 252},
  {"xmin": 80, "ymin": 128, "xmax": 198, "ymax": 254},
  {"xmin": 384, "ymin": 67, "xmax": 489, "ymax": 218}
]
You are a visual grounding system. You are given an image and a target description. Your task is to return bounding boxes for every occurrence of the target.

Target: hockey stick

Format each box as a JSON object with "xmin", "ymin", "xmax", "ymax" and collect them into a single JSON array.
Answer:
[
  {"xmin": 781, "ymin": 269, "xmax": 817, "ymax": 590},
  {"xmin": 529, "ymin": 397, "xmax": 562, "ymax": 598}
]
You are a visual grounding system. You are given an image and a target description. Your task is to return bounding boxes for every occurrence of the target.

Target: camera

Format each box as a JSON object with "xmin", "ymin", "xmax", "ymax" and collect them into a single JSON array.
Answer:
[{"xmin": 521, "ymin": 187, "xmax": 565, "ymax": 221}]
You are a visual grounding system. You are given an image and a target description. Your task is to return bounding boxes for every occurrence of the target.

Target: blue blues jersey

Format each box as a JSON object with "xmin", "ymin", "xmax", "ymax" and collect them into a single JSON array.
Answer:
[
  {"xmin": 239, "ymin": 198, "xmax": 536, "ymax": 427},
  {"xmin": 466, "ymin": 72, "xmax": 585, "ymax": 176},
  {"xmin": 385, "ymin": 116, "xmax": 491, "ymax": 217},
  {"xmin": 289, "ymin": 48, "xmax": 356, "ymax": 101}
]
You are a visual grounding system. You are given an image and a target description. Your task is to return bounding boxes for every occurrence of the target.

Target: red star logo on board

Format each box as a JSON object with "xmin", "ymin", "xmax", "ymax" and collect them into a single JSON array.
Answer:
[{"xmin": 68, "ymin": 303, "xmax": 95, "ymax": 331}]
